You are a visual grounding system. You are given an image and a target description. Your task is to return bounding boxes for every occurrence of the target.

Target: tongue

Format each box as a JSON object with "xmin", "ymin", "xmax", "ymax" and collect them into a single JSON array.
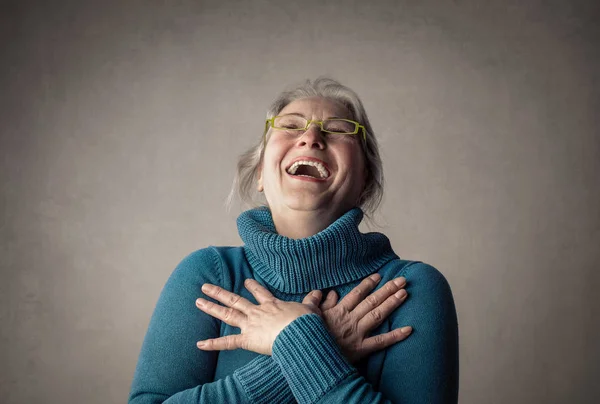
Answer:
[{"xmin": 294, "ymin": 165, "xmax": 320, "ymax": 178}]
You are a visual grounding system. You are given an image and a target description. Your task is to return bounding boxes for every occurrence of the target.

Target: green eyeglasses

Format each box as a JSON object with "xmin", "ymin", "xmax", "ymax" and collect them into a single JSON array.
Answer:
[{"xmin": 264, "ymin": 114, "xmax": 367, "ymax": 141}]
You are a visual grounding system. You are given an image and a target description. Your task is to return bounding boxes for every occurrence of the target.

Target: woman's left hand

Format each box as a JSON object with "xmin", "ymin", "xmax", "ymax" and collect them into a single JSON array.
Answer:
[{"xmin": 195, "ymin": 279, "xmax": 321, "ymax": 355}]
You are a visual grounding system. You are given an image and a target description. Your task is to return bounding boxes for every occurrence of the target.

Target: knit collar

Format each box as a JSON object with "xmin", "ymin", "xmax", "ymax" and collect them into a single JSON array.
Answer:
[{"xmin": 237, "ymin": 207, "xmax": 398, "ymax": 294}]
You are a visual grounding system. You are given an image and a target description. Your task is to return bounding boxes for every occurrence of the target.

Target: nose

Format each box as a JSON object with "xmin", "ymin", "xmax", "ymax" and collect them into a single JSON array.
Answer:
[{"xmin": 297, "ymin": 123, "xmax": 326, "ymax": 149}]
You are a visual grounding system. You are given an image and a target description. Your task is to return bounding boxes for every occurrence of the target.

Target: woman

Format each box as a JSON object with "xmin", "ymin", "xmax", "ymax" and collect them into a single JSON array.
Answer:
[{"xmin": 129, "ymin": 78, "xmax": 459, "ymax": 403}]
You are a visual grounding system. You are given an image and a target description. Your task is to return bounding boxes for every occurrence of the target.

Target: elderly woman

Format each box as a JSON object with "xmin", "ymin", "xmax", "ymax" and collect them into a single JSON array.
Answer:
[{"xmin": 129, "ymin": 78, "xmax": 458, "ymax": 403}]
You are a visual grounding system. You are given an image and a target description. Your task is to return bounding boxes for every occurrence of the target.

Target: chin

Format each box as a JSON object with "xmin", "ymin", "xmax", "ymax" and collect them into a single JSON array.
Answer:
[
  {"xmin": 275, "ymin": 192, "xmax": 326, "ymax": 210},
  {"xmin": 284, "ymin": 200, "xmax": 327, "ymax": 212}
]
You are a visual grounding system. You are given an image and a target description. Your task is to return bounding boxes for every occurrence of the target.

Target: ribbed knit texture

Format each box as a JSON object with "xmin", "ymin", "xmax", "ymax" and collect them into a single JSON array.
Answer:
[
  {"xmin": 234, "ymin": 355, "xmax": 295, "ymax": 403},
  {"xmin": 237, "ymin": 207, "xmax": 399, "ymax": 293},
  {"xmin": 273, "ymin": 314, "xmax": 355, "ymax": 403}
]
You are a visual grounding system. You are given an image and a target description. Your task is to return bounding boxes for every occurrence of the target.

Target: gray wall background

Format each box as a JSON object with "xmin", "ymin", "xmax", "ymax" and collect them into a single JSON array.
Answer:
[{"xmin": 1, "ymin": 1, "xmax": 598, "ymax": 403}]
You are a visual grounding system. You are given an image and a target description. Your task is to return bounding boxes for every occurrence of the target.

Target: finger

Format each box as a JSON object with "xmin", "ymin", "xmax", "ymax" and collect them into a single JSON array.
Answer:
[
  {"xmin": 320, "ymin": 290, "xmax": 338, "ymax": 311},
  {"xmin": 302, "ymin": 290, "xmax": 322, "ymax": 308},
  {"xmin": 358, "ymin": 326, "xmax": 412, "ymax": 357},
  {"xmin": 201, "ymin": 283, "xmax": 254, "ymax": 313},
  {"xmin": 196, "ymin": 298, "xmax": 245, "ymax": 327},
  {"xmin": 352, "ymin": 277, "xmax": 406, "ymax": 319},
  {"xmin": 337, "ymin": 273, "xmax": 382, "ymax": 311},
  {"xmin": 197, "ymin": 334, "xmax": 244, "ymax": 351},
  {"xmin": 244, "ymin": 279, "xmax": 276, "ymax": 304},
  {"xmin": 357, "ymin": 288, "xmax": 408, "ymax": 331}
]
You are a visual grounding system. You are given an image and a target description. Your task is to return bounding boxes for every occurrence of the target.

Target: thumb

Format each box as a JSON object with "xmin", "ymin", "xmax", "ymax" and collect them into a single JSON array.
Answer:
[
  {"xmin": 302, "ymin": 290, "xmax": 322, "ymax": 308},
  {"xmin": 320, "ymin": 289, "xmax": 339, "ymax": 311}
]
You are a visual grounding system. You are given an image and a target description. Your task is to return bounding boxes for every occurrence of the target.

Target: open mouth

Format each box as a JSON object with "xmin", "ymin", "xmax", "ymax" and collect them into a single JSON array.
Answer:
[{"xmin": 286, "ymin": 160, "xmax": 330, "ymax": 179}]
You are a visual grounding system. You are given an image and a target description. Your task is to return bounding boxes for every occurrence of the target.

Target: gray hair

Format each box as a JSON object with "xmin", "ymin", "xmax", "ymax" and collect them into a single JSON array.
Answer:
[{"xmin": 226, "ymin": 77, "xmax": 384, "ymax": 219}]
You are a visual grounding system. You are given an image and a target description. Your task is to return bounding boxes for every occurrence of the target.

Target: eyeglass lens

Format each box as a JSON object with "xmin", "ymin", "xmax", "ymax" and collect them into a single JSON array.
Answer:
[{"xmin": 273, "ymin": 115, "xmax": 357, "ymax": 134}]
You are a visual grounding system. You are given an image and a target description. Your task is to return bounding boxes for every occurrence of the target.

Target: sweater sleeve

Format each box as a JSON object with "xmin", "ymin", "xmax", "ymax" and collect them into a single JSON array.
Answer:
[
  {"xmin": 271, "ymin": 262, "xmax": 459, "ymax": 404},
  {"xmin": 128, "ymin": 248, "xmax": 295, "ymax": 404}
]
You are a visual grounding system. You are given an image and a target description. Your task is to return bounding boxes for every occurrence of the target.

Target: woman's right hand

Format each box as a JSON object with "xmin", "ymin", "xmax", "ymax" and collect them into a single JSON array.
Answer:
[{"xmin": 302, "ymin": 273, "xmax": 411, "ymax": 364}]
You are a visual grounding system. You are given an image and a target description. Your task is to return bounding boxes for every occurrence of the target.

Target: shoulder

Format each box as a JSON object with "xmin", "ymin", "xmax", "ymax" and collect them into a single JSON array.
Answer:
[
  {"xmin": 166, "ymin": 246, "xmax": 249, "ymax": 290},
  {"xmin": 386, "ymin": 259, "xmax": 452, "ymax": 292},
  {"xmin": 165, "ymin": 246, "xmax": 239, "ymax": 285},
  {"xmin": 384, "ymin": 259, "xmax": 456, "ymax": 315}
]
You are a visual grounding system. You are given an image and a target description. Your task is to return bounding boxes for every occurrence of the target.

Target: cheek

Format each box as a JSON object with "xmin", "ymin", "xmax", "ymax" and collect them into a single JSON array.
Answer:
[
  {"xmin": 264, "ymin": 136, "xmax": 287, "ymax": 159},
  {"xmin": 262, "ymin": 143, "xmax": 279, "ymax": 167},
  {"xmin": 348, "ymin": 148, "xmax": 367, "ymax": 188},
  {"xmin": 261, "ymin": 143, "xmax": 287, "ymax": 181},
  {"xmin": 341, "ymin": 143, "xmax": 366, "ymax": 171}
]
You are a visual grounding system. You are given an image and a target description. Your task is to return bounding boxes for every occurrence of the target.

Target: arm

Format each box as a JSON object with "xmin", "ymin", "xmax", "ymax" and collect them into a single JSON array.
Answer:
[
  {"xmin": 128, "ymin": 249, "xmax": 295, "ymax": 404},
  {"xmin": 271, "ymin": 262, "xmax": 459, "ymax": 404}
]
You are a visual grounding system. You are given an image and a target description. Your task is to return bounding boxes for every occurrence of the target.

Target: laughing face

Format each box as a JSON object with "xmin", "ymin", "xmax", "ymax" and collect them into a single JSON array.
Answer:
[{"xmin": 257, "ymin": 97, "xmax": 367, "ymax": 221}]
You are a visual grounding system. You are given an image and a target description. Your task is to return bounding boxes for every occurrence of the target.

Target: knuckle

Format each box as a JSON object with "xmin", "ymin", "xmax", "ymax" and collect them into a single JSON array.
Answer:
[
  {"xmin": 385, "ymin": 282, "xmax": 397, "ymax": 293},
  {"xmin": 373, "ymin": 334, "xmax": 385, "ymax": 346},
  {"xmin": 351, "ymin": 287, "xmax": 363, "ymax": 297},
  {"xmin": 365, "ymin": 295, "xmax": 379, "ymax": 306},
  {"xmin": 369, "ymin": 309, "xmax": 383, "ymax": 323},
  {"xmin": 228, "ymin": 294, "xmax": 241, "ymax": 305},
  {"xmin": 223, "ymin": 307, "xmax": 234, "ymax": 321}
]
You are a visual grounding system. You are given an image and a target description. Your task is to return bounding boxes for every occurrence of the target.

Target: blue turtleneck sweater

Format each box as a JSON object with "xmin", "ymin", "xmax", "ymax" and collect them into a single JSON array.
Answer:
[{"xmin": 129, "ymin": 208, "xmax": 459, "ymax": 403}]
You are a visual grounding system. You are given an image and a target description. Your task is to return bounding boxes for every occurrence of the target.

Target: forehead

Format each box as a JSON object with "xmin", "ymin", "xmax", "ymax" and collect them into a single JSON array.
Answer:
[{"xmin": 279, "ymin": 97, "xmax": 352, "ymax": 118}]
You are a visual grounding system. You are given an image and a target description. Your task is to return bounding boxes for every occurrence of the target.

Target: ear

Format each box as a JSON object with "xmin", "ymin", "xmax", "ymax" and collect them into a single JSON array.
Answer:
[{"xmin": 256, "ymin": 164, "xmax": 264, "ymax": 192}]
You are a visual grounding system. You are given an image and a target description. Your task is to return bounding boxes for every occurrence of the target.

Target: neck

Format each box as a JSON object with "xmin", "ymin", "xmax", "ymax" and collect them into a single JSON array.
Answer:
[{"xmin": 270, "ymin": 207, "xmax": 342, "ymax": 239}]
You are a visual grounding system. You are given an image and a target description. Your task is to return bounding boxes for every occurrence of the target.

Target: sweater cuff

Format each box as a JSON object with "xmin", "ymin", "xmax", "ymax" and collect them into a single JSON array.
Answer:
[
  {"xmin": 272, "ymin": 313, "xmax": 355, "ymax": 403},
  {"xmin": 234, "ymin": 355, "xmax": 294, "ymax": 403}
]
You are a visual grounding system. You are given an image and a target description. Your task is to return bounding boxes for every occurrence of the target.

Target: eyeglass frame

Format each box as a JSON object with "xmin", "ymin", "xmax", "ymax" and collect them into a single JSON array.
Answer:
[{"xmin": 263, "ymin": 115, "xmax": 367, "ymax": 142}]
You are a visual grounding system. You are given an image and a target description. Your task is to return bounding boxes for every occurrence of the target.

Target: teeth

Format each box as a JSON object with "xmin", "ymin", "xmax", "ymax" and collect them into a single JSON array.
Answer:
[{"xmin": 287, "ymin": 160, "xmax": 329, "ymax": 178}]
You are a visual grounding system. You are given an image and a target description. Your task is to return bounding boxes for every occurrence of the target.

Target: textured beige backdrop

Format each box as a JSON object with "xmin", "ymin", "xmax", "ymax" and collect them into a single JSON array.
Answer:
[{"xmin": 1, "ymin": 1, "xmax": 599, "ymax": 403}]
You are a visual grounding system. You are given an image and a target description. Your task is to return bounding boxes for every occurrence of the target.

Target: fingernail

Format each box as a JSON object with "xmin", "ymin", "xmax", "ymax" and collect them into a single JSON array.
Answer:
[
  {"xmin": 196, "ymin": 298, "xmax": 204, "ymax": 307},
  {"xmin": 400, "ymin": 326, "xmax": 412, "ymax": 334},
  {"xmin": 201, "ymin": 284, "xmax": 213, "ymax": 293},
  {"xmin": 395, "ymin": 289, "xmax": 407, "ymax": 299},
  {"xmin": 197, "ymin": 341, "xmax": 206, "ymax": 348},
  {"xmin": 393, "ymin": 277, "xmax": 406, "ymax": 287},
  {"xmin": 370, "ymin": 273, "xmax": 381, "ymax": 282}
]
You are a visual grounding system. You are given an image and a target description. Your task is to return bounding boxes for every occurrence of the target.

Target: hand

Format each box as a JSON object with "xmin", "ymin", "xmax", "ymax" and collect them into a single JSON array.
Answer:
[
  {"xmin": 307, "ymin": 273, "xmax": 412, "ymax": 364},
  {"xmin": 195, "ymin": 279, "xmax": 320, "ymax": 355}
]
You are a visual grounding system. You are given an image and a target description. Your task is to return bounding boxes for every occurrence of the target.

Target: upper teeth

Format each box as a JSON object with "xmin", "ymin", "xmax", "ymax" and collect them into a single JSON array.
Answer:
[{"xmin": 287, "ymin": 160, "xmax": 329, "ymax": 178}]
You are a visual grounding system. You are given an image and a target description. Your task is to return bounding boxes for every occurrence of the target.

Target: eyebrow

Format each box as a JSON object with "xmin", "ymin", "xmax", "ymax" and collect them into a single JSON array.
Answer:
[
  {"xmin": 281, "ymin": 112, "xmax": 307, "ymax": 118},
  {"xmin": 280, "ymin": 113, "xmax": 349, "ymax": 120}
]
